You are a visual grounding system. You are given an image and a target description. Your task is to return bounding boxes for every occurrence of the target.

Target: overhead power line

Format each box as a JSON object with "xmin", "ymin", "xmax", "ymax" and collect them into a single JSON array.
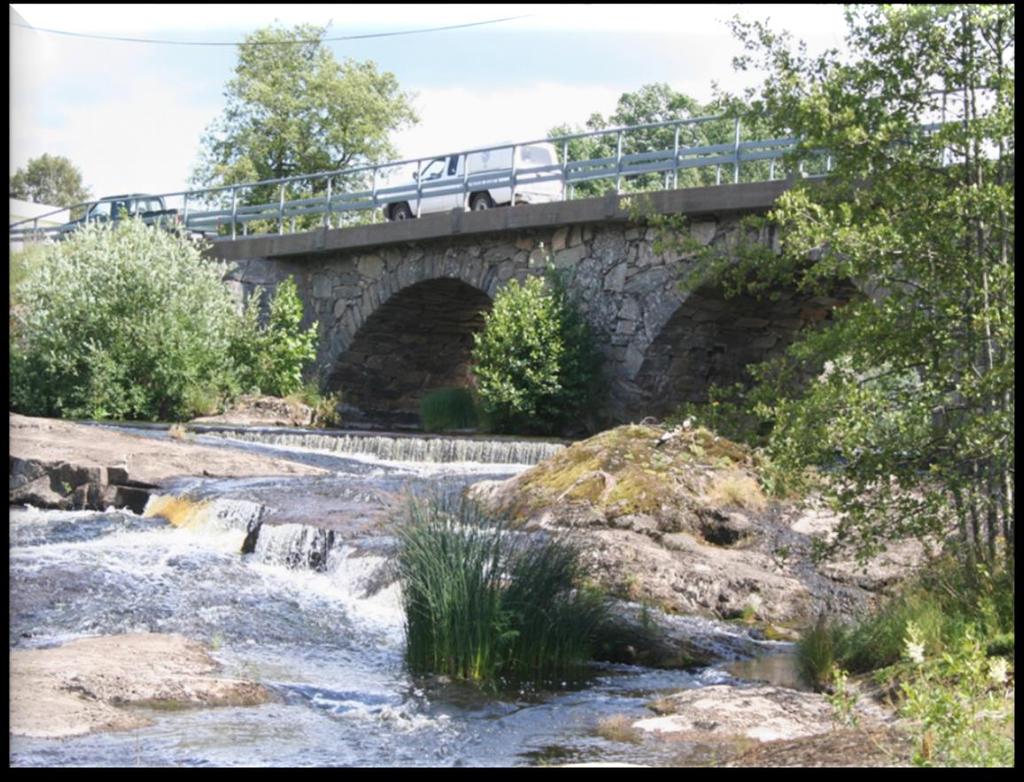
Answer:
[{"xmin": 9, "ymin": 13, "xmax": 533, "ymax": 46}]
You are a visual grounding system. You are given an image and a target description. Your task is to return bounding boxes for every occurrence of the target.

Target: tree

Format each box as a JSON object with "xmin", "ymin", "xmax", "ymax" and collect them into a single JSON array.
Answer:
[
  {"xmin": 549, "ymin": 83, "xmax": 768, "ymax": 197},
  {"xmin": 191, "ymin": 23, "xmax": 417, "ymax": 218},
  {"xmin": 688, "ymin": 6, "xmax": 1014, "ymax": 572},
  {"xmin": 472, "ymin": 271, "xmax": 602, "ymax": 435},
  {"xmin": 10, "ymin": 154, "xmax": 91, "ymax": 208}
]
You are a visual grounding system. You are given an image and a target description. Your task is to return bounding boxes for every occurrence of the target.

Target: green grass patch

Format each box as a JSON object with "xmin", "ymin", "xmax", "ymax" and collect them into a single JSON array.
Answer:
[
  {"xmin": 394, "ymin": 495, "xmax": 610, "ymax": 687},
  {"xmin": 797, "ymin": 559, "xmax": 1015, "ymax": 766},
  {"xmin": 419, "ymin": 387, "xmax": 479, "ymax": 432},
  {"xmin": 797, "ymin": 558, "xmax": 1015, "ymax": 688}
]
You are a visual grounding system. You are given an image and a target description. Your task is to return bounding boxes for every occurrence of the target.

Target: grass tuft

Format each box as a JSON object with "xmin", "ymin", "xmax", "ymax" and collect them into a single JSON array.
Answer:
[
  {"xmin": 394, "ymin": 494, "xmax": 609, "ymax": 686},
  {"xmin": 595, "ymin": 714, "xmax": 643, "ymax": 744}
]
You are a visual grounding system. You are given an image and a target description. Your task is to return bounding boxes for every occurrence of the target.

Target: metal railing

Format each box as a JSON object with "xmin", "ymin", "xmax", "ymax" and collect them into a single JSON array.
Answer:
[{"xmin": 10, "ymin": 114, "xmax": 860, "ymax": 244}]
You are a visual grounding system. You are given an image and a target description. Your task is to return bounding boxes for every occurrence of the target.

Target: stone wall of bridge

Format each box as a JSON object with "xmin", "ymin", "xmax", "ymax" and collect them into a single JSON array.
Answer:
[{"xmin": 224, "ymin": 213, "xmax": 845, "ymax": 425}]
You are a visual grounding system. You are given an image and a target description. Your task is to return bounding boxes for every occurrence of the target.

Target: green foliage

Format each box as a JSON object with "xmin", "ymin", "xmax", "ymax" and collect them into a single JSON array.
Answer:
[
  {"xmin": 10, "ymin": 153, "xmax": 91, "ymax": 208},
  {"xmin": 419, "ymin": 388, "xmax": 479, "ymax": 432},
  {"xmin": 826, "ymin": 665, "xmax": 860, "ymax": 729},
  {"xmin": 796, "ymin": 615, "xmax": 841, "ymax": 690},
  {"xmin": 472, "ymin": 270, "xmax": 602, "ymax": 435},
  {"xmin": 287, "ymin": 380, "xmax": 342, "ymax": 428},
  {"xmin": 191, "ymin": 23, "xmax": 417, "ymax": 226},
  {"xmin": 900, "ymin": 627, "xmax": 1014, "ymax": 766},
  {"xmin": 798, "ymin": 558, "xmax": 1014, "ymax": 691},
  {"xmin": 9, "ymin": 220, "xmax": 321, "ymax": 421},
  {"xmin": 231, "ymin": 277, "xmax": 318, "ymax": 398},
  {"xmin": 549, "ymin": 84, "xmax": 785, "ymax": 199},
  {"xmin": 9, "ymin": 243, "xmax": 49, "ymax": 305},
  {"xmin": 9, "ymin": 219, "xmax": 242, "ymax": 421},
  {"xmin": 667, "ymin": 382, "xmax": 769, "ymax": 447},
  {"xmin": 657, "ymin": 5, "xmax": 1016, "ymax": 569},
  {"xmin": 393, "ymin": 495, "xmax": 610, "ymax": 686}
]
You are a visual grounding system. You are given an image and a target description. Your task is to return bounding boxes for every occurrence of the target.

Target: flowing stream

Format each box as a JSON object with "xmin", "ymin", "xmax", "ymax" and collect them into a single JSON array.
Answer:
[{"xmin": 9, "ymin": 426, "xmax": 790, "ymax": 767}]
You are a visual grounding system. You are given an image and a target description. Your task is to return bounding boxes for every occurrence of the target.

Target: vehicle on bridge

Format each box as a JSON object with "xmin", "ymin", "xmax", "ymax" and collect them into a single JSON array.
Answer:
[
  {"xmin": 384, "ymin": 142, "xmax": 564, "ymax": 221},
  {"xmin": 57, "ymin": 194, "xmax": 209, "ymax": 240}
]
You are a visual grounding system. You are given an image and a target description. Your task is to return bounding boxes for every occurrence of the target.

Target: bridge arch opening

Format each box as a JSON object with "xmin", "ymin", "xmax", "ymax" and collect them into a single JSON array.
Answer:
[
  {"xmin": 328, "ymin": 278, "xmax": 492, "ymax": 425},
  {"xmin": 632, "ymin": 283, "xmax": 851, "ymax": 420}
]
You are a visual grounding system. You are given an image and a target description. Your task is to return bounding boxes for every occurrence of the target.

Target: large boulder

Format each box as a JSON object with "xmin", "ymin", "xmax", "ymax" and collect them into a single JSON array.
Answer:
[{"xmin": 470, "ymin": 424, "xmax": 926, "ymax": 625}]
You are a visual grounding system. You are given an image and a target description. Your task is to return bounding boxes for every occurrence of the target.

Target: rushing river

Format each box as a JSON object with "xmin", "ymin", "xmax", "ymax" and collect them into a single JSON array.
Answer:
[{"xmin": 9, "ymin": 426, "xmax": 788, "ymax": 767}]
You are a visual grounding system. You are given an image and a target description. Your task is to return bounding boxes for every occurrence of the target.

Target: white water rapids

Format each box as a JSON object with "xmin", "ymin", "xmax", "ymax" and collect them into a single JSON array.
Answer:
[{"xmin": 9, "ymin": 427, "xmax": 788, "ymax": 767}]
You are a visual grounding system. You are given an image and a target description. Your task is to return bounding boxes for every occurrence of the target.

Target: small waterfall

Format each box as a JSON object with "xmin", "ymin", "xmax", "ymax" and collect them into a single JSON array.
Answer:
[
  {"xmin": 205, "ymin": 430, "xmax": 565, "ymax": 465},
  {"xmin": 144, "ymin": 495, "xmax": 264, "ymax": 534},
  {"xmin": 249, "ymin": 523, "xmax": 336, "ymax": 572}
]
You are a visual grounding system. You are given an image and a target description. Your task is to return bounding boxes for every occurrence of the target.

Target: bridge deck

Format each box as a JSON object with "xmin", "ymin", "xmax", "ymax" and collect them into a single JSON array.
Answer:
[{"xmin": 207, "ymin": 180, "xmax": 793, "ymax": 261}]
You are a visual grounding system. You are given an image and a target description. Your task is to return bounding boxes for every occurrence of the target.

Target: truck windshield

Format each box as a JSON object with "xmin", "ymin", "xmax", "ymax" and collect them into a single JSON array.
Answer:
[
  {"xmin": 87, "ymin": 202, "xmax": 112, "ymax": 220},
  {"xmin": 519, "ymin": 145, "xmax": 555, "ymax": 167},
  {"xmin": 421, "ymin": 158, "xmax": 446, "ymax": 180}
]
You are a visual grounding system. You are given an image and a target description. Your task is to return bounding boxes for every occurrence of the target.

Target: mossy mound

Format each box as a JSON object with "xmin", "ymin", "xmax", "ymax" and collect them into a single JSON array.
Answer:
[{"xmin": 486, "ymin": 424, "xmax": 768, "ymax": 531}]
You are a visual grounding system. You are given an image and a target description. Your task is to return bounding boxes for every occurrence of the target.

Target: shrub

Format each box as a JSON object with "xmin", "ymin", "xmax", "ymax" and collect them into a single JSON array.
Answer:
[
  {"xmin": 471, "ymin": 270, "xmax": 602, "ymax": 435},
  {"xmin": 231, "ymin": 277, "xmax": 318, "ymax": 398},
  {"xmin": 419, "ymin": 387, "xmax": 479, "ymax": 432},
  {"xmin": 287, "ymin": 380, "xmax": 343, "ymax": 428},
  {"xmin": 900, "ymin": 627, "xmax": 1014, "ymax": 767},
  {"xmin": 394, "ymin": 495, "xmax": 609, "ymax": 686},
  {"xmin": 10, "ymin": 219, "xmax": 244, "ymax": 421},
  {"xmin": 9, "ymin": 220, "xmax": 320, "ymax": 422},
  {"xmin": 797, "ymin": 558, "xmax": 1016, "ymax": 691}
]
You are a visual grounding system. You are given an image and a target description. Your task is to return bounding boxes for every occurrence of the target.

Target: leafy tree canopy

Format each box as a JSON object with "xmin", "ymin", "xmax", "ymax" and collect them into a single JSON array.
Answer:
[
  {"xmin": 10, "ymin": 154, "xmax": 91, "ymax": 208},
  {"xmin": 673, "ymin": 5, "xmax": 1014, "ymax": 571},
  {"xmin": 548, "ymin": 82, "xmax": 771, "ymax": 195},
  {"xmin": 191, "ymin": 23, "xmax": 418, "ymax": 205}
]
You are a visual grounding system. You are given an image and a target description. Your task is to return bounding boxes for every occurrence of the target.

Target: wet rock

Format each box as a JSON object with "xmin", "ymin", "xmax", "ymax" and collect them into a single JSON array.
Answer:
[
  {"xmin": 9, "ymin": 633, "xmax": 273, "ymax": 739},
  {"xmin": 9, "ymin": 414, "xmax": 326, "ymax": 512},
  {"xmin": 636, "ymin": 685, "xmax": 836, "ymax": 742}
]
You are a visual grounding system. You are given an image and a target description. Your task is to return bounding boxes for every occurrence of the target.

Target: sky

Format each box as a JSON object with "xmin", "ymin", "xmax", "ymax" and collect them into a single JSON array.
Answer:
[{"xmin": 9, "ymin": 4, "xmax": 849, "ymax": 201}]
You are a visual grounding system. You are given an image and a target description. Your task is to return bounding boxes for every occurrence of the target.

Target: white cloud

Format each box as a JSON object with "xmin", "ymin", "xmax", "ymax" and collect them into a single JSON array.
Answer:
[
  {"xmin": 11, "ymin": 76, "xmax": 218, "ymax": 197},
  {"xmin": 393, "ymin": 83, "xmax": 624, "ymax": 161},
  {"xmin": 11, "ymin": 3, "xmax": 846, "ymax": 39}
]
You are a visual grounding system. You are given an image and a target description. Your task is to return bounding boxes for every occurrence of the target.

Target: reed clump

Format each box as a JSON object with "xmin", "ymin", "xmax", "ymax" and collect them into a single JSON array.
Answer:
[{"xmin": 394, "ymin": 495, "xmax": 609, "ymax": 686}]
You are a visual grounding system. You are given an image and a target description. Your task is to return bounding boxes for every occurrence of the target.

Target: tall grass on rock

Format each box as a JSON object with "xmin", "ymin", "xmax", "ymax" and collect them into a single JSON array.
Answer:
[
  {"xmin": 10, "ymin": 220, "xmax": 244, "ymax": 421},
  {"xmin": 394, "ymin": 496, "xmax": 609, "ymax": 686}
]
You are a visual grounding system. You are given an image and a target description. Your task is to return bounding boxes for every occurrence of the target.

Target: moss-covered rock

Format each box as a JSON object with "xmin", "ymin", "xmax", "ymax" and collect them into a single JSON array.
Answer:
[
  {"xmin": 478, "ymin": 424, "xmax": 767, "ymax": 540},
  {"xmin": 470, "ymin": 424, "xmax": 927, "ymax": 625}
]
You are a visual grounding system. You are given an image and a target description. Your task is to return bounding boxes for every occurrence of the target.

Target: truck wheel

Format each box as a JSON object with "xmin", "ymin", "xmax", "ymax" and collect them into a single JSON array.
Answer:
[
  {"xmin": 470, "ymin": 193, "xmax": 494, "ymax": 211},
  {"xmin": 390, "ymin": 202, "xmax": 413, "ymax": 221}
]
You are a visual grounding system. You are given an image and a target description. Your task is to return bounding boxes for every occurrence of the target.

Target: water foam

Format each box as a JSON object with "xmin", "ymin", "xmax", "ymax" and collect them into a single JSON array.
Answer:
[{"xmin": 206, "ymin": 430, "xmax": 564, "ymax": 466}]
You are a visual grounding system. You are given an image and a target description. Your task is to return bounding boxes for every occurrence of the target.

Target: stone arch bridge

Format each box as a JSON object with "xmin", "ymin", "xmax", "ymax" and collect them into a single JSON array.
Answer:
[{"xmin": 211, "ymin": 182, "xmax": 848, "ymax": 425}]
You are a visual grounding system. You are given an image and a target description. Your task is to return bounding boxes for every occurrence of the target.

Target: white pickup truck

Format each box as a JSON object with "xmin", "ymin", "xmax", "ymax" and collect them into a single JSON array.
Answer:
[{"xmin": 384, "ymin": 142, "xmax": 564, "ymax": 221}]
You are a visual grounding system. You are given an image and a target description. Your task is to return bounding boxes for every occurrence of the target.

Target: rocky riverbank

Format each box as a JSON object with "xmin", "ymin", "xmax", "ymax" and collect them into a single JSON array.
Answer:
[
  {"xmin": 9, "ymin": 413, "xmax": 326, "ymax": 512},
  {"xmin": 10, "ymin": 633, "xmax": 272, "ymax": 739},
  {"xmin": 470, "ymin": 423, "xmax": 927, "ymax": 626}
]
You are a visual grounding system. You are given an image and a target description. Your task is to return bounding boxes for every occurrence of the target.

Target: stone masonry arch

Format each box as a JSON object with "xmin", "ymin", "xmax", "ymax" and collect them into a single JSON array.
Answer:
[{"xmin": 327, "ymin": 277, "xmax": 493, "ymax": 421}]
